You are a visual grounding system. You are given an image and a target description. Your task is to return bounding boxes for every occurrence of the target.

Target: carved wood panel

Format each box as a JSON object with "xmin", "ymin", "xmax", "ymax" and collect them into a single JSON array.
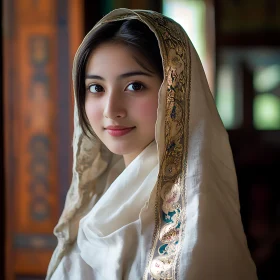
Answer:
[{"xmin": 3, "ymin": 0, "xmax": 83, "ymax": 279}]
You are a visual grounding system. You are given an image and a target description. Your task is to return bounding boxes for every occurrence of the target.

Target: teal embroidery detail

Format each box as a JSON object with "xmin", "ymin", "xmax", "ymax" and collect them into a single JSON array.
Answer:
[{"xmin": 158, "ymin": 244, "xmax": 168, "ymax": 255}]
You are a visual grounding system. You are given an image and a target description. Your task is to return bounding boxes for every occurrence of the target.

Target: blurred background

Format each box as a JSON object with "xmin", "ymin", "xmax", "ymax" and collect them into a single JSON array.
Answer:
[{"xmin": 1, "ymin": 0, "xmax": 279, "ymax": 279}]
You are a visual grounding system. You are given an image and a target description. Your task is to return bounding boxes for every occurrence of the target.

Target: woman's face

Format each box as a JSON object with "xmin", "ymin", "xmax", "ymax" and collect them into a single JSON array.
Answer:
[{"xmin": 85, "ymin": 42, "xmax": 162, "ymax": 165}]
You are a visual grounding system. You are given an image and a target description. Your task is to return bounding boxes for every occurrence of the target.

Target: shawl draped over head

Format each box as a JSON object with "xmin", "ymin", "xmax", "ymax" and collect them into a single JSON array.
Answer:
[{"xmin": 46, "ymin": 8, "xmax": 258, "ymax": 280}]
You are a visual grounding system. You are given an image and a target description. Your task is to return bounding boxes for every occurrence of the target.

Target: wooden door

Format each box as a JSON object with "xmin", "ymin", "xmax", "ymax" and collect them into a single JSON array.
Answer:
[{"xmin": 3, "ymin": 0, "xmax": 83, "ymax": 279}]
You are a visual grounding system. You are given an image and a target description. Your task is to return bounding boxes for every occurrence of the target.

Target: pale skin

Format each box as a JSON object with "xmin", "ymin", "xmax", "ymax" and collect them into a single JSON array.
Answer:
[{"xmin": 85, "ymin": 42, "xmax": 162, "ymax": 166}]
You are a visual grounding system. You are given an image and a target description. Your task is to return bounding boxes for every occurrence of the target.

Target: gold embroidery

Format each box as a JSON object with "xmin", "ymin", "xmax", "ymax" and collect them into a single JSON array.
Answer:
[{"xmin": 136, "ymin": 12, "xmax": 191, "ymax": 280}]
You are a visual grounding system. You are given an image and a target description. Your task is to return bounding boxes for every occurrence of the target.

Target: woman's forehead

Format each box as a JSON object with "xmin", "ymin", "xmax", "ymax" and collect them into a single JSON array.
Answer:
[{"xmin": 85, "ymin": 42, "xmax": 158, "ymax": 77}]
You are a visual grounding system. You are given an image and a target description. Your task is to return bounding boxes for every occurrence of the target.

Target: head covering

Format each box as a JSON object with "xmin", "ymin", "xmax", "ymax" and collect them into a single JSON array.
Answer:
[{"xmin": 47, "ymin": 8, "xmax": 257, "ymax": 280}]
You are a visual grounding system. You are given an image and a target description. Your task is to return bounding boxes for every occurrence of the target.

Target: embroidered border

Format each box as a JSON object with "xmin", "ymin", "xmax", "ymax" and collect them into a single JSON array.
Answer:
[
  {"xmin": 137, "ymin": 12, "xmax": 191, "ymax": 280},
  {"xmin": 174, "ymin": 37, "xmax": 191, "ymax": 280}
]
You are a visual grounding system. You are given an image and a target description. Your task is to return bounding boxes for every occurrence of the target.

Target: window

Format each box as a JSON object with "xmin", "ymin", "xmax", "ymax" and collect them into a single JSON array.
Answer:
[{"xmin": 163, "ymin": 0, "xmax": 214, "ymax": 89}]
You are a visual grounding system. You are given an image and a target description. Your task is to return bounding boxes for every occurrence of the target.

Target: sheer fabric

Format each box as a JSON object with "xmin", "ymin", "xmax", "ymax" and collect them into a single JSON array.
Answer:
[{"xmin": 47, "ymin": 9, "xmax": 258, "ymax": 280}]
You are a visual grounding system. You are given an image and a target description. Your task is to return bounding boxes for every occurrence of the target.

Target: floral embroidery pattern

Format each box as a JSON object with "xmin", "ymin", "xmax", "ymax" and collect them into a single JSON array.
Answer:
[{"xmin": 137, "ymin": 12, "xmax": 191, "ymax": 280}]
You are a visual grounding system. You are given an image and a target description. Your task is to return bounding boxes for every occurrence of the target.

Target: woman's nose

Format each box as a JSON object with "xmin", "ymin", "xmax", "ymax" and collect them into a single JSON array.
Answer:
[{"xmin": 103, "ymin": 91, "xmax": 126, "ymax": 119}]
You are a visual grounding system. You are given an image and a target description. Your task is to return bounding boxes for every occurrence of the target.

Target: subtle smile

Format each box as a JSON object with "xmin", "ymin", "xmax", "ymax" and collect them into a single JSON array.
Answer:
[{"xmin": 105, "ymin": 126, "xmax": 136, "ymax": 137}]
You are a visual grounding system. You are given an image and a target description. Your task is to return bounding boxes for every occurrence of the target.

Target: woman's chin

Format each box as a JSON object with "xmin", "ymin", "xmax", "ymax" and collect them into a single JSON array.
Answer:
[
  {"xmin": 104, "ymin": 143, "xmax": 141, "ymax": 158},
  {"xmin": 105, "ymin": 144, "xmax": 133, "ymax": 156}
]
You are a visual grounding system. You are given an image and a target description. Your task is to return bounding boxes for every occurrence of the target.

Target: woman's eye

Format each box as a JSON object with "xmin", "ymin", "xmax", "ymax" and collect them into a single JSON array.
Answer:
[
  {"xmin": 126, "ymin": 82, "xmax": 144, "ymax": 91},
  {"xmin": 88, "ymin": 84, "xmax": 104, "ymax": 93}
]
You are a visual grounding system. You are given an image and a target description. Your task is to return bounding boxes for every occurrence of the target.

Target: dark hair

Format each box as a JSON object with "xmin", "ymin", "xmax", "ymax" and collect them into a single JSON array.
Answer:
[{"xmin": 74, "ymin": 19, "xmax": 163, "ymax": 137}]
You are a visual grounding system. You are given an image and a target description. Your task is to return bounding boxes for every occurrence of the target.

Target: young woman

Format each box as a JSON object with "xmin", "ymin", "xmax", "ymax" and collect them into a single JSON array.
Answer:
[{"xmin": 47, "ymin": 9, "xmax": 258, "ymax": 280}]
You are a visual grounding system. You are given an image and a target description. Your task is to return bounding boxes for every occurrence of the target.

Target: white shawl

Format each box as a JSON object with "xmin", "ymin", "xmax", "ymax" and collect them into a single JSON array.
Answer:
[{"xmin": 47, "ymin": 8, "xmax": 258, "ymax": 280}]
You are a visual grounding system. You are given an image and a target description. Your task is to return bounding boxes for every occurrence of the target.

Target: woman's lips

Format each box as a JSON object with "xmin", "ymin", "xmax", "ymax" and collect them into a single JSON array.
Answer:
[{"xmin": 105, "ymin": 126, "xmax": 135, "ymax": 137}]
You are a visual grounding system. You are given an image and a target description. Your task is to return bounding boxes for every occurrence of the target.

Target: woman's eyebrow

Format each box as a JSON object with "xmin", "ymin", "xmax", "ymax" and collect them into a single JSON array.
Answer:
[
  {"xmin": 85, "ymin": 74, "xmax": 104, "ymax": 80},
  {"xmin": 118, "ymin": 71, "xmax": 153, "ymax": 79},
  {"xmin": 85, "ymin": 71, "xmax": 153, "ymax": 80}
]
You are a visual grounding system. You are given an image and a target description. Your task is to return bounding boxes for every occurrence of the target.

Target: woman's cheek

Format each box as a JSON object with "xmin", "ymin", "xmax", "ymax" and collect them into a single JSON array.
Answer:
[
  {"xmin": 132, "ymin": 98, "xmax": 158, "ymax": 122},
  {"xmin": 85, "ymin": 101, "xmax": 102, "ymax": 127}
]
